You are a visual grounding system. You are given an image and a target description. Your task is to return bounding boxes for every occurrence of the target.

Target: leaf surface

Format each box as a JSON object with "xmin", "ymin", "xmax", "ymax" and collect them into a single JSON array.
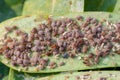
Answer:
[{"xmin": 0, "ymin": 12, "xmax": 120, "ymax": 73}]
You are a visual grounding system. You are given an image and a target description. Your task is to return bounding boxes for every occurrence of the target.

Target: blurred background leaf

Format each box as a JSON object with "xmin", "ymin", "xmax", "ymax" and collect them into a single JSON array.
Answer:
[
  {"xmin": 114, "ymin": 0, "xmax": 120, "ymax": 13},
  {"xmin": 0, "ymin": 63, "xmax": 9, "ymax": 80},
  {"xmin": 84, "ymin": 0, "xmax": 117, "ymax": 12},
  {"xmin": 0, "ymin": 0, "xmax": 25, "ymax": 79},
  {"xmin": 0, "ymin": 0, "xmax": 25, "ymax": 22},
  {"xmin": 22, "ymin": 0, "xmax": 84, "ymax": 16}
]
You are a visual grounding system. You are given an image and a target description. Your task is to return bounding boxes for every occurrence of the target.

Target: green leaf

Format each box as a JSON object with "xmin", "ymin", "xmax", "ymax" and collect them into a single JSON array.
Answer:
[
  {"xmin": 0, "ymin": 12, "xmax": 120, "ymax": 73},
  {"xmin": 8, "ymin": 69, "xmax": 55, "ymax": 80},
  {"xmin": 84, "ymin": 0, "xmax": 117, "ymax": 12},
  {"xmin": 8, "ymin": 69, "xmax": 120, "ymax": 80},
  {"xmin": 114, "ymin": 0, "xmax": 120, "ymax": 13},
  {"xmin": 38, "ymin": 71, "xmax": 120, "ymax": 80},
  {"xmin": 0, "ymin": 63, "xmax": 9, "ymax": 80},
  {"xmin": 4, "ymin": 0, "xmax": 23, "ymax": 6},
  {"xmin": 8, "ymin": 69, "xmax": 14, "ymax": 80},
  {"xmin": 22, "ymin": 0, "xmax": 84, "ymax": 16},
  {"xmin": 0, "ymin": 0, "xmax": 24, "ymax": 22},
  {"xmin": 4, "ymin": 0, "xmax": 25, "ymax": 16}
]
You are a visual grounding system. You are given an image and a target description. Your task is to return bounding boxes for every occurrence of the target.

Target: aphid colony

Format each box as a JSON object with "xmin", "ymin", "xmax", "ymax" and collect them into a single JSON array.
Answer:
[{"xmin": 0, "ymin": 15, "xmax": 120, "ymax": 70}]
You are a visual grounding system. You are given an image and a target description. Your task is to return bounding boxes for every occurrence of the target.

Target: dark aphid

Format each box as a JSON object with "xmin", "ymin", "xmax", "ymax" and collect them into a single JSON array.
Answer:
[
  {"xmin": 31, "ymin": 27, "xmax": 38, "ymax": 33},
  {"xmin": 11, "ymin": 61, "xmax": 17, "ymax": 66},
  {"xmin": 59, "ymin": 61, "xmax": 65, "ymax": 66},
  {"xmin": 46, "ymin": 51, "xmax": 52, "ymax": 56},
  {"xmin": 86, "ymin": 17, "xmax": 93, "ymax": 22},
  {"xmin": 62, "ymin": 53, "xmax": 69, "ymax": 58},
  {"xmin": 76, "ymin": 16, "xmax": 83, "ymax": 21},
  {"xmin": 112, "ymin": 38, "xmax": 120, "ymax": 43},
  {"xmin": 88, "ymin": 53, "xmax": 95, "ymax": 58},
  {"xmin": 83, "ymin": 59, "xmax": 91, "ymax": 66},
  {"xmin": 83, "ymin": 53, "xmax": 95, "ymax": 66},
  {"xmin": 51, "ymin": 44, "xmax": 58, "ymax": 50},
  {"xmin": 11, "ymin": 26, "xmax": 18, "ymax": 30},
  {"xmin": 0, "ymin": 48, "xmax": 3, "ymax": 54},
  {"xmin": 5, "ymin": 53, "xmax": 11, "ymax": 59},
  {"xmin": 99, "ymin": 77, "xmax": 107, "ymax": 80}
]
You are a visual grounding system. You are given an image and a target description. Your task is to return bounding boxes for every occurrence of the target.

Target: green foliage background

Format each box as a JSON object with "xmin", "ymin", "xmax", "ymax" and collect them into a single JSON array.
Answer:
[{"xmin": 0, "ymin": 0, "xmax": 120, "ymax": 80}]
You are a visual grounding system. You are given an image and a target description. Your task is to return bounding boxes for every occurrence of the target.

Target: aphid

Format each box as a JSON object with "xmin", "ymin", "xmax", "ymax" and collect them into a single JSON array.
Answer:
[
  {"xmin": 30, "ymin": 57, "xmax": 38, "ymax": 66},
  {"xmin": 15, "ymin": 51, "xmax": 21, "ymax": 57},
  {"xmin": 17, "ymin": 58, "xmax": 23, "ymax": 64},
  {"xmin": 62, "ymin": 53, "xmax": 69, "ymax": 58},
  {"xmin": 31, "ymin": 27, "xmax": 37, "ymax": 33},
  {"xmin": 61, "ymin": 21, "xmax": 66, "ymax": 27},
  {"xmin": 51, "ymin": 20, "xmax": 56, "ymax": 27},
  {"xmin": 36, "ymin": 65, "xmax": 44, "ymax": 70},
  {"xmin": 5, "ymin": 53, "xmax": 11, "ymax": 59},
  {"xmin": 31, "ymin": 46, "xmax": 39, "ymax": 52},
  {"xmin": 5, "ymin": 27, "xmax": 12, "ymax": 32},
  {"xmin": 76, "ymin": 76, "xmax": 80, "ymax": 80},
  {"xmin": 88, "ymin": 53, "xmax": 95, "ymax": 58},
  {"xmin": 12, "ymin": 56, "xmax": 17, "ymax": 61},
  {"xmin": 34, "ymin": 40, "xmax": 40, "ymax": 46},
  {"xmin": 11, "ymin": 61, "xmax": 17, "ymax": 66},
  {"xmin": 49, "ymin": 61, "xmax": 57, "ymax": 69},
  {"xmin": 76, "ymin": 16, "xmax": 83, "ymax": 21},
  {"xmin": 11, "ymin": 26, "xmax": 18, "ymax": 30},
  {"xmin": 39, "ymin": 59, "xmax": 47, "ymax": 66},
  {"xmin": 56, "ymin": 20, "xmax": 61, "ymax": 26},
  {"xmin": 82, "ymin": 45, "xmax": 89, "ymax": 53},
  {"xmin": 83, "ymin": 55, "xmax": 94, "ymax": 66},
  {"xmin": 58, "ymin": 27, "xmax": 65, "ymax": 34},
  {"xmin": 15, "ymin": 30, "xmax": 24, "ymax": 36},
  {"xmin": 38, "ymin": 30, "xmax": 44, "ymax": 36},
  {"xmin": 59, "ymin": 61, "xmax": 65, "ymax": 66},
  {"xmin": 99, "ymin": 77, "xmax": 107, "ymax": 80},
  {"xmin": 69, "ymin": 53, "xmax": 76, "ymax": 58}
]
